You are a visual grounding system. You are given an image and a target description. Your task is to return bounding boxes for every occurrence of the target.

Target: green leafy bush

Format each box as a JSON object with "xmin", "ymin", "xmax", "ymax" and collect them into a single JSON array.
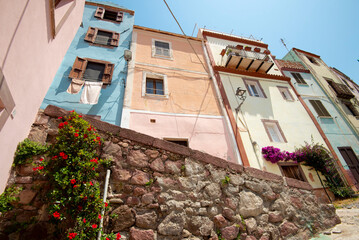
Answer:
[
  {"xmin": 14, "ymin": 139, "xmax": 48, "ymax": 165},
  {"xmin": 295, "ymin": 142, "xmax": 354, "ymax": 198},
  {"xmin": 31, "ymin": 111, "xmax": 119, "ymax": 239},
  {"xmin": 0, "ymin": 186, "xmax": 22, "ymax": 213}
]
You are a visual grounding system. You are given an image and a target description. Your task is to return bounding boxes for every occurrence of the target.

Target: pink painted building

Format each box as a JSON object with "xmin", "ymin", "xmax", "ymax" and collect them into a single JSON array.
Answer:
[
  {"xmin": 0, "ymin": 0, "xmax": 85, "ymax": 192},
  {"xmin": 122, "ymin": 26, "xmax": 238, "ymax": 162}
]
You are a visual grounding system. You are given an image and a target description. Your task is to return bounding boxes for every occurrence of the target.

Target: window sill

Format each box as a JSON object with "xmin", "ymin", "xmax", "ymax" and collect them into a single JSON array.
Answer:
[
  {"xmin": 144, "ymin": 93, "xmax": 169, "ymax": 99},
  {"xmin": 89, "ymin": 43, "xmax": 115, "ymax": 49},
  {"xmin": 317, "ymin": 116, "xmax": 333, "ymax": 119},
  {"xmin": 152, "ymin": 55, "xmax": 173, "ymax": 61},
  {"xmin": 297, "ymin": 83, "xmax": 308, "ymax": 86}
]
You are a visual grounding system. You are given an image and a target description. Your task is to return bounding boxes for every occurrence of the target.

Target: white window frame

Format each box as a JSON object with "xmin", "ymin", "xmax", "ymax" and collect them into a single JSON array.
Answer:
[
  {"xmin": 244, "ymin": 79, "xmax": 266, "ymax": 98},
  {"xmin": 152, "ymin": 39, "xmax": 173, "ymax": 60},
  {"xmin": 277, "ymin": 86, "xmax": 294, "ymax": 101},
  {"xmin": 142, "ymin": 71, "xmax": 168, "ymax": 98},
  {"xmin": 262, "ymin": 119, "xmax": 287, "ymax": 143}
]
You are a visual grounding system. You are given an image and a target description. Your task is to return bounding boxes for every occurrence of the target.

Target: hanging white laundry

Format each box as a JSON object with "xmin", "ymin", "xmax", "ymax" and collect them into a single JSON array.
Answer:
[
  {"xmin": 80, "ymin": 81, "xmax": 103, "ymax": 105},
  {"xmin": 67, "ymin": 79, "xmax": 85, "ymax": 94}
]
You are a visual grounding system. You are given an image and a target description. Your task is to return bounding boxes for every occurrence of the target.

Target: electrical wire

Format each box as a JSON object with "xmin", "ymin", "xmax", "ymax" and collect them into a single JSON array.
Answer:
[{"xmin": 162, "ymin": 0, "xmax": 209, "ymax": 74}]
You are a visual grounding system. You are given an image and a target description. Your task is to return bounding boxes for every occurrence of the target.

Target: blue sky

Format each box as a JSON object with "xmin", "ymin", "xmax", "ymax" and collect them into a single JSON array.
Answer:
[{"xmin": 100, "ymin": 0, "xmax": 359, "ymax": 83}]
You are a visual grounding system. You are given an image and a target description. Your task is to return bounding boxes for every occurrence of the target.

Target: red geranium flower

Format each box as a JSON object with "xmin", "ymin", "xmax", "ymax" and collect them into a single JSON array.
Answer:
[
  {"xmin": 73, "ymin": 185, "xmax": 78, "ymax": 188},
  {"xmin": 59, "ymin": 152, "xmax": 65, "ymax": 157},
  {"xmin": 92, "ymin": 224, "xmax": 97, "ymax": 229},
  {"xmin": 116, "ymin": 233, "xmax": 121, "ymax": 240},
  {"xmin": 64, "ymin": 121, "xmax": 68, "ymax": 125},
  {"xmin": 106, "ymin": 238, "xmax": 109, "ymax": 240},
  {"xmin": 83, "ymin": 134, "xmax": 88, "ymax": 139},
  {"xmin": 52, "ymin": 155, "xmax": 58, "ymax": 160},
  {"xmin": 71, "ymin": 179, "xmax": 76, "ymax": 184},
  {"xmin": 105, "ymin": 202, "xmax": 108, "ymax": 207},
  {"xmin": 70, "ymin": 110, "xmax": 75, "ymax": 112},
  {"xmin": 39, "ymin": 158, "xmax": 44, "ymax": 161},
  {"xmin": 90, "ymin": 159, "xmax": 98, "ymax": 164},
  {"xmin": 92, "ymin": 167, "xmax": 95, "ymax": 171},
  {"xmin": 98, "ymin": 214, "xmax": 101, "ymax": 219},
  {"xmin": 68, "ymin": 232, "xmax": 77, "ymax": 239},
  {"xmin": 58, "ymin": 117, "xmax": 63, "ymax": 119},
  {"xmin": 96, "ymin": 136, "xmax": 101, "ymax": 141},
  {"xmin": 78, "ymin": 205, "xmax": 82, "ymax": 211},
  {"xmin": 53, "ymin": 211, "xmax": 60, "ymax": 219},
  {"xmin": 58, "ymin": 122, "xmax": 64, "ymax": 129},
  {"xmin": 38, "ymin": 166, "xmax": 44, "ymax": 170},
  {"xmin": 33, "ymin": 167, "xmax": 37, "ymax": 171},
  {"xmin": 74, "ymin": 133, "xmax": 79, "ymax": 137},
  {"xmin": 83, "ymin": 218, "xmax": 86, "ymax": 223},
  {"xmin": 89, "ymin": 181, "xmax": 93, "ymax": 186},
  {"xmin": 79, "ymin": 115, "xmax": 82, "ymax": 118},
  {"xmin": 83, "ymin": 196, "xmax": 87, "ymax": 200}
]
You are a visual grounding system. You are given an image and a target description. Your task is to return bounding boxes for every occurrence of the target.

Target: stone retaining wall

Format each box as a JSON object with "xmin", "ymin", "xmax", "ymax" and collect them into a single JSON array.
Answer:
[{"xmin": 0, "ymin": 105, "xmax": 340, "ymax": 240}]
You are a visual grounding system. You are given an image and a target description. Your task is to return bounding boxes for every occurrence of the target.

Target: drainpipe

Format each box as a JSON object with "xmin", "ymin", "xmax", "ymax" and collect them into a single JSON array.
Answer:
[
  {"xmin": 201, "ymin": 39, "xmax": 242, "ymax": 165},
  {"xmin": 97, "ymin": 169, "xmax": 111, "ymax": 240}
]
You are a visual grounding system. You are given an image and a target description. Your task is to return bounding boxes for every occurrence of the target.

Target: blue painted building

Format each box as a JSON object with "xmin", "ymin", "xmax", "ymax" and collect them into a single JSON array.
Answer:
[
  {"xmin": 276, "ymin": 58, "xmax": 359, "ymax": 189},
  {"xmin": 41, "ymin": 1, "xmax": 134, "ymax": 126}
]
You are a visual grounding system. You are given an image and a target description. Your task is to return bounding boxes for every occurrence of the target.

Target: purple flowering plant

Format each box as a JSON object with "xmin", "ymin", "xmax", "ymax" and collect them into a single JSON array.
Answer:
[{"xmin": 261, "ymin": 146, "xmax": 301, "ymax": 163}]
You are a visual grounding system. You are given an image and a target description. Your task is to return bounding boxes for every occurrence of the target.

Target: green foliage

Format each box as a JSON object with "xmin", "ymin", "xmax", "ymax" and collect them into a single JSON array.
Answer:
[
  {"xmin": 14, "ymin": 139, "xmax": 48, "ymax": 165},
  {"xmin": 145, "ymin": 179, "xmax": 154, "ymax": 186},
  {"xmin": 221, "ymin": 175, "xmax": 231, "ymax": 185},
  {"xmin": 31, "ymin": 111, "xmax": 118, "ymax": 239},
  {"xmin": 295, "ymin": 142, "xmax": 354, "ymax": 198},
  {"xmin": 0, "ymin": 186, "xmax": 22, "ymax": 213}
]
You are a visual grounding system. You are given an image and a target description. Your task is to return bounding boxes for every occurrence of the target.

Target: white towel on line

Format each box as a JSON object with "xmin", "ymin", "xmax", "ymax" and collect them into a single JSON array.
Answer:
[
  {"xmin": 80, "ymin": 81, "xmax": 103, "ymax": 105},
  {"xmin": 66, "ymin": 79, "xmax": 85, "ymax": 94}
]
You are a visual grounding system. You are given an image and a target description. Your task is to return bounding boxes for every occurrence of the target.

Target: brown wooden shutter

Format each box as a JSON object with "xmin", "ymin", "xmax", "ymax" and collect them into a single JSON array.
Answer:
[
  {"xmin": 102, "ymin": 63, "xmax": 114, "ymax": 84},
  {"xmin": 110, "ymin": 32, "xmax": 120, "ymax": 47},
  {"xmin": 84, "ymin": 27, "xmax": 97, "ymax": 43},
  {"xmin": 94, "ymin": 7, "xmax": 105, "ymax": 19},
  {"xmin": 69, "ymin": 57, "xmax": 87, "ymax": 79},
  {"xmin": 309, "ymin": 100, "xmax": 330, "ymax": 117},
  {"xmin": 116, "ymin": 12, "xmax": 123, "ymax": 22}
]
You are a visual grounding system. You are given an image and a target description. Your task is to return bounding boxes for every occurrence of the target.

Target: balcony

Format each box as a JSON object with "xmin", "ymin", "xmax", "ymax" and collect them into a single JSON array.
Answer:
[
  {"xmin": 328, "ymin": 81, "xmax": 355, "ymax": 99},
  {"xmin": 222, "ymin": 46, "xmax": 274, "ymax": 74}
]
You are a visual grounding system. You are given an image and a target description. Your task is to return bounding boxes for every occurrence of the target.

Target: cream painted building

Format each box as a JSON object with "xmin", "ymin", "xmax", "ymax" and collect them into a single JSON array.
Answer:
[
  {"xmin": 121, "ymin": 26, "xmax": 238, "ymax": 162},
  {"xmin": 199, "ymin": 29, "xmax": 333, "ymax": 190}
]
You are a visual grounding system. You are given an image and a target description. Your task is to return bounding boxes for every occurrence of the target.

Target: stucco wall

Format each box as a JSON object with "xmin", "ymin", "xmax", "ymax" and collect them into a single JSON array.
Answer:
[
  {"xmin": 129, "ymin": 111, "xmax": 235, "ymax": 162},
  {"xmin": 41, "ymin": 3, "xmax": 134, "ymax": 126},
  {"xmin": 220, "ymin": 72, "xmax": 327, "ymax": 189},
  {"xmin": 122, "ymin": 28, "xmax": 236, "ymax": 163},
  {"xmin": 0, "ymin": 0, "xmax": 85, "ymax": 192},
  {"xmin": 283, "ymin": 69, "xmax": 359, "ymax": 188},
  {"xmin": 287, "ymin": 50, "xmax": 359, "ymax": 133}
]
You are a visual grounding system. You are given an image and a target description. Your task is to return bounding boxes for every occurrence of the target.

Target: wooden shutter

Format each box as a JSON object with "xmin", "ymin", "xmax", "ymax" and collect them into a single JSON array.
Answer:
[
  {"xmin": 291, "ymin": 72, "xmax": 307, "ymax": 84},
  {"xmin": 102, "ymin": 63, "xmax": 114, "ymax": 84},
  {"xmin": 110, "ymin": 32, "xmax": 120, "ymax": 47},
  {"xmin": 116, "ymin": 12, "xmax": 123, "ymax": 22},
  {"xmin": 84, "ymin": 27, "xmax": 97, "ymax": 43},
  {"xmin": 94, "ymin": 7, "xmax": 105, "ymax": 19},
  {"xmin": 309, "ymin": 100, "xmax": 331, "ymax": 117},
  {"xmin": 69, "ymin": 57, "xmax": 87, "ymax": 79}
]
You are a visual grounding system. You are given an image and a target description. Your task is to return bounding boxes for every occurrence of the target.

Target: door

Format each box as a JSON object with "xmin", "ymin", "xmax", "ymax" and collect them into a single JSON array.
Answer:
[{"xmin": 338, "ymin": 147, "xmax": 359, "ymax": 185}]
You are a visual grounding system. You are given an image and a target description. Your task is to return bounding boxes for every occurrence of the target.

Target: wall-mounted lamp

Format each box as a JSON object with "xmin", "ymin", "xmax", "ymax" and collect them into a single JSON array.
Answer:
[
  {"xmin": 235, "ymin": 87, "xmax": 247, "ymax": 112},
  {"xmin": 124, "ymin": 50, "xmax": 132, "ymax": 62}
]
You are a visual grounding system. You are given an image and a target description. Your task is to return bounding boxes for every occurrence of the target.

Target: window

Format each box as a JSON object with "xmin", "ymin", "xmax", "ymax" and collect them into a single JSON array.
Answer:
[
  {"xmin": 94, "ymin": 7, "xmax": 123, "ymax": 23},
  {"xmin": 344, "ymin": 102, "xmax": 359, "ymax": 117},
  {"xmin": 262, "ymin": 120, "xmax": 287, "ymax": 143},
  {"xmin": 309, "ymin": 100, "xmax": 331, "ymax": 117},
  {"xmin": 0, "ymin": 68, "xmax": 15, "ymax": 131},
  {"xmin": 146, "ymin": 78, "xmax": 164, "ymax": 95},
  {"xmin": 142, "ymin": 72, "xmax": 168, "ymax": 98},
  {"xmin": 291, "ymin": 72, "xmax": 307, "ymax": 85},
  {"xmin": 50, "ymin": 0, "xmax": 76, "ymax": 38},
  {"xmin": 164, "ymin": 138, "xmax": 189, "ymax": 147},
  {"xmin": 152, "ymin": 39, "xmax": 172, "ymax": 59},
  {"xmin": 306, "ymin": 56, "xmax": 319, "ymax": 65},
  {"xmin": 244, "ymin": 79, "xmax": 266, "ymax": 98},
  {"xmin": 69, "ymin": 57, "xmax": 114, "ymax": 84},
  {"xmin": 277, "ymin": 86, "xmax": 294, "ymax": 101},
  {"xmin": 84, "ymin": 27, "xmax": 120, "ymax": 47},
  {"xmin": 278, "ymin": 163, "xmax": 306, "ymax": 182}
]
